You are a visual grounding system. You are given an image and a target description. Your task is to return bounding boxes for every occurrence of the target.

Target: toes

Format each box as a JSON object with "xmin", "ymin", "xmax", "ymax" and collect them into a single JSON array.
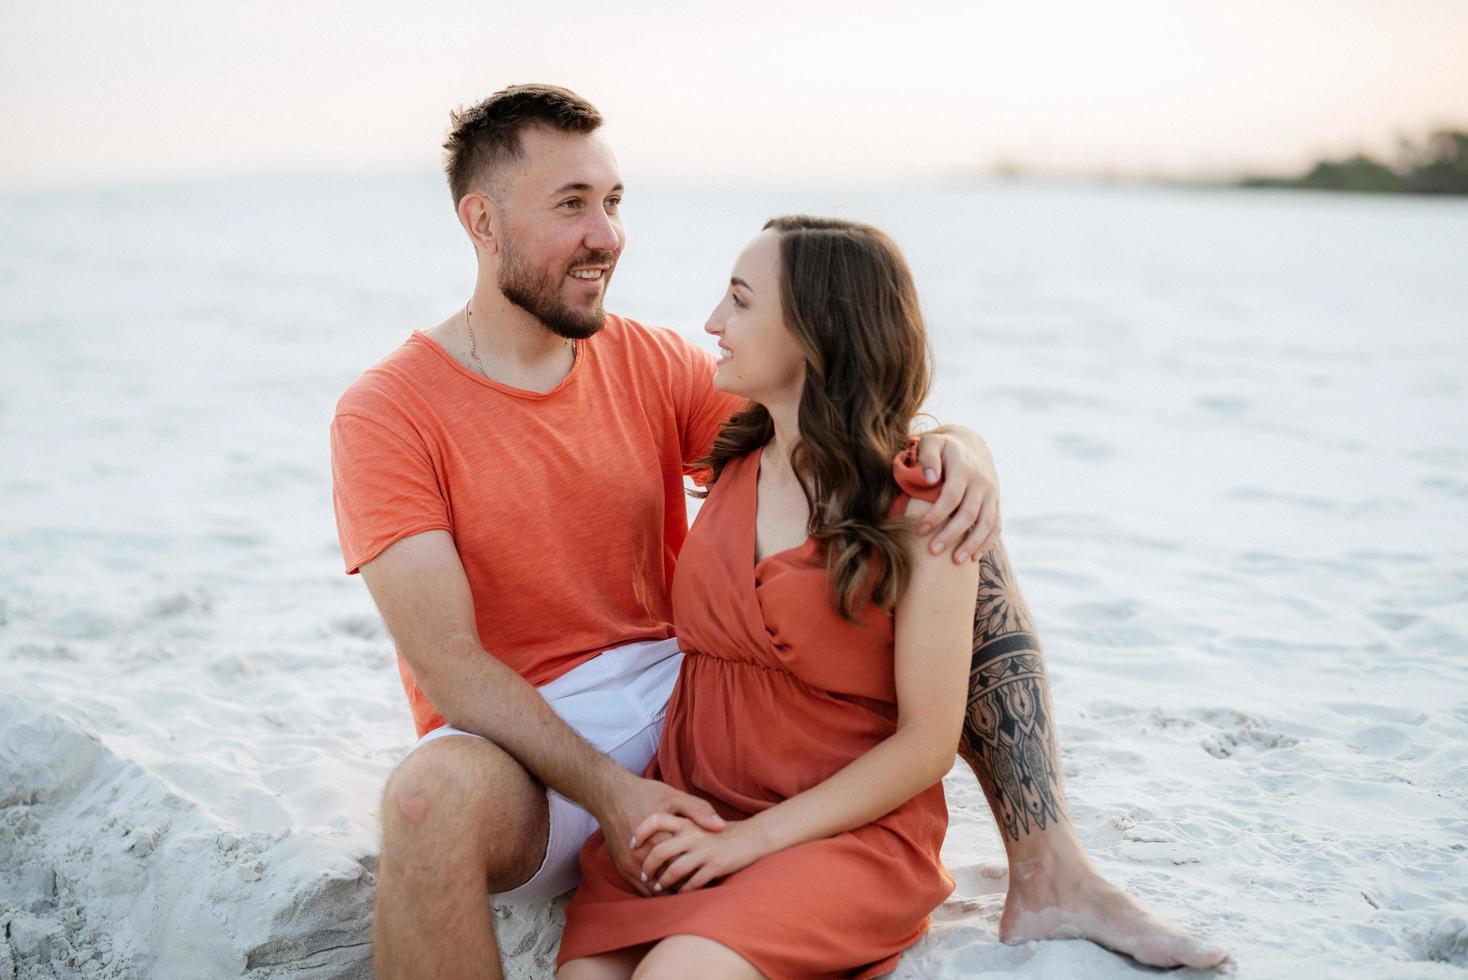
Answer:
[
  {"xmin": 1125, "ymin": 937, "xmax": 1184, "ymax": 969},
  {"xmin": 1179, "ymin": 939, "xmax": 1230, "ymax": 969},
  {"xmin": 1136, "ymin": 933, "xmax": 1229, "ymax": 969}
]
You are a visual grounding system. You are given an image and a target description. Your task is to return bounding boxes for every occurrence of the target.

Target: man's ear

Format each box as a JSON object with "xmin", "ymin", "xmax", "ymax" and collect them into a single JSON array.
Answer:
[{"xmin": 457, "ymin": 191, "xmax": 499, "ymax": 256}]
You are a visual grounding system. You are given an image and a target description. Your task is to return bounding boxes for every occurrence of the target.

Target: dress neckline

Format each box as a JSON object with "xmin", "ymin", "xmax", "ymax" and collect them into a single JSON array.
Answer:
[{"xmin": 750, "ymin": 445, "xmax": 816, "ymax": 570}]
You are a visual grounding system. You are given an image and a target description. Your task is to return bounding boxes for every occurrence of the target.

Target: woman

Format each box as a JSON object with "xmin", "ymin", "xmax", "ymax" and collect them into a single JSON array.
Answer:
[{"xmin": 555, "ymin": 215, "xmax": 980, "ymax": 979}]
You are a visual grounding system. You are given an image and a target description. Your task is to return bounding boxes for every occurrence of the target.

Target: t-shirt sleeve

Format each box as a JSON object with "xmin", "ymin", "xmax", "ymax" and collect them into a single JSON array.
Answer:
[
  {"xmin": 330, "ymin": 412, "xmax": 452, "ymax": 575},
  {"xmin": 678, "ymin": 341, "xmax": 746, "ymax": 476}
]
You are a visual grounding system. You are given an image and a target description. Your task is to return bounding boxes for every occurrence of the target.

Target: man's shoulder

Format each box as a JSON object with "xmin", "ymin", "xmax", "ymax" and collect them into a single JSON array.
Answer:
[
  {"xmin": 335, "ymin": 332, "xmax": 444, "ymax": 420},
  {"xmin": 600, "ymin": 312, "xmax": 711, "ymax": 373}
]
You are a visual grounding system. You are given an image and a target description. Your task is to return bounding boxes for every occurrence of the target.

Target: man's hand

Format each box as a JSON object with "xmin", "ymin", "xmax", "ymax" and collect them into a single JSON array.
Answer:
[
  {"xmin": 914, "ymin": 427, "xmax": 1001, "ymax": 563},
  {"xmin": 591, "ymin": 769, "xmax": 726, "ymax": 896},
  {"xmin": 632, "ymin": 814, "xmax": 767, "ymax": 894}
]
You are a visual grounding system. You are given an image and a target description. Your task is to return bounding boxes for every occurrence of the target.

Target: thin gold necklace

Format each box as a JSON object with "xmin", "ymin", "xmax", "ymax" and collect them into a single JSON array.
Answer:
[{"xmin": 464, "ymin": 303, "xmax": 576, "ymax": 378}]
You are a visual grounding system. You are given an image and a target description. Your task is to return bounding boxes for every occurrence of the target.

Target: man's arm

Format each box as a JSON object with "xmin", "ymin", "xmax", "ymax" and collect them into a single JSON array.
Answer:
[
  {"xmin": 912, "ymin": 426, "xmax": 1003, "ymax": 563},
  {"xmin": 359, "ymin": 529, "xmax": 723, "ymax": 892}
]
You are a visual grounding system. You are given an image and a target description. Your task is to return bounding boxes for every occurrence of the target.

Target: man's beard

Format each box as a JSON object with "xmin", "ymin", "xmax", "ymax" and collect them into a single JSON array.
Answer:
[{"xmin": 497, "ymin": 238, "xmax": 614, "ymax": 341}]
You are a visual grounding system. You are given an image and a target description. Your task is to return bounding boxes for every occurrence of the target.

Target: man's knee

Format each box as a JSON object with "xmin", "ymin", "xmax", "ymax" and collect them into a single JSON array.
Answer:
[{"xmin": 380, "ymin": 735, "xmax": 547, "ymax": 878}]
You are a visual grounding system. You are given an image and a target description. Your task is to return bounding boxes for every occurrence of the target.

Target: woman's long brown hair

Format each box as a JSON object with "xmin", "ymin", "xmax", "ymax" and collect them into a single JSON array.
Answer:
[{"xmin": 694, "ymin": 215, "xmax": 933, "ymax": 623}]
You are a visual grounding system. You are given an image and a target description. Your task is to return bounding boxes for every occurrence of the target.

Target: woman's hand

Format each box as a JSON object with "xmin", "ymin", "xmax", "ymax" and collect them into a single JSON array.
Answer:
[
  {"xmin": 631, "ymin": 813, "xmax": 768, "ymax": 894},
  {"xmin": 594, "ymin": 770, "xmax": 726, "ymax": 896}
]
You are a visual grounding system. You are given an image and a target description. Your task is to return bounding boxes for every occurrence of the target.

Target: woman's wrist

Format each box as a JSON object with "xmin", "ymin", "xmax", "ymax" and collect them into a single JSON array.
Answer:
[{"xmin": 741, "ymin": 808, "xmax": 790, "ymax": 858}]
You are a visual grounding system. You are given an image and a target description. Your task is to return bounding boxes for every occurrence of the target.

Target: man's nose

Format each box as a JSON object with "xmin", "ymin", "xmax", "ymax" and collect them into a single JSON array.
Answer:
[{"xmin": 584, "ymin": 209, "xmax": 621, "ymax": 253}]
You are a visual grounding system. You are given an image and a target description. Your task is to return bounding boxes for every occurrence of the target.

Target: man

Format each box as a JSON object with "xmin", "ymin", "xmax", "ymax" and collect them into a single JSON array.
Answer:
[{"xmin": 331, "ymin": 84, "xmax": 1224, "ymax": 978}]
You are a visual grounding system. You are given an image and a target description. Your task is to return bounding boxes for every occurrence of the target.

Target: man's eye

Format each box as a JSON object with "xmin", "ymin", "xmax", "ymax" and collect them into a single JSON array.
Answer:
[
  {"xmin": 559, "ymin": 199, "xmax": 581, "ymax": 209},
  {"xmin": 605, "ymin": 197, "xmax": 622, "ymax": 209}
]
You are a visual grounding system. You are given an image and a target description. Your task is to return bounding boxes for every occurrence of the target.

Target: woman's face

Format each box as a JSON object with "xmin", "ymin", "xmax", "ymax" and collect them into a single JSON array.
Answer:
[{"xmin": 704, "ymin": 229, "xmax": 807, "ymax": 404}]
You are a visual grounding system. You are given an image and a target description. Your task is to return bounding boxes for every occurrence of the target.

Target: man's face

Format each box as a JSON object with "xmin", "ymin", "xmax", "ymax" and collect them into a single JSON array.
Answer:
[{"xmin": 493, "ymin": 126, "xmax": 625, "ymax": 340}]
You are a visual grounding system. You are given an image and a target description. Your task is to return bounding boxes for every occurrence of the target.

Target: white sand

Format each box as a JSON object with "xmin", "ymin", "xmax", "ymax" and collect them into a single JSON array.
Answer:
[{"xmin": 2, "ymin": 175, "xmax": 1466, "ymax": 978}]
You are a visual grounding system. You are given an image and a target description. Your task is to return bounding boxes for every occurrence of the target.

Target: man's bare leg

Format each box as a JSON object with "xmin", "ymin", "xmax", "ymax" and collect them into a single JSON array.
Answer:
[
  {"xmin": 960, "ymin": 541, "xmax": 1229, "ymax": 969},
  {"xmin": 375, "ymin": 734, "xmax": 551, "ymax": 980}
]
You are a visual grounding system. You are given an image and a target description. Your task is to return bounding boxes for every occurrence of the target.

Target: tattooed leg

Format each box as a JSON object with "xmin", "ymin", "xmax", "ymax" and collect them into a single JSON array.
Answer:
[
  {"xmin": 959, "ymin": 540, "xmax": 1228, "ymax": 970},
  {"xmin": 958, "ymin": 540, "xmax": 1069, "ymax": 842}
]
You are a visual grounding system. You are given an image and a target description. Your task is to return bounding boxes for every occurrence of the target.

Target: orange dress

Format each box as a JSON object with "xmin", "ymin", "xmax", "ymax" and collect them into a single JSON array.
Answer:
[{"xmin": 557, "ymin": 444, "xmax": 954, "ymax": 979}]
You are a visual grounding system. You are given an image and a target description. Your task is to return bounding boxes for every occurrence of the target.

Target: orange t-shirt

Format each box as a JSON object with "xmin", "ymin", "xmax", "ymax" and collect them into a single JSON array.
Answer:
[{"xmin": 330, "ymin": 313, "xmax": 744, "ymax": 737}]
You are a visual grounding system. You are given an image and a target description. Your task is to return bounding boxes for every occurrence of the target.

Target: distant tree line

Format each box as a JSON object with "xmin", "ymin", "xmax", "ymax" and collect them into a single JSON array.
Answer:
[{"xmin": 1238, "ymin": 128, "xmax": 1468, "ymax": 194}]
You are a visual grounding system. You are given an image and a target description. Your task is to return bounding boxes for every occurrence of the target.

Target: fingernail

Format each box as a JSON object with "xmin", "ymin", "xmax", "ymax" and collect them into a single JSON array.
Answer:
[
  {"xmin": 955, "ymin": 551, "xmax": 967, "ymax": 562},
  {"xmin": 640, "ymin": 871, "xmax": 647, "ymax": 882},
  {"xmin": 653, "ymin": 883, "xmax": 662, "ymax": 892},
  {"xmin": 924, "ymin": 468, "xmax": 937, "ymax": 483},
  {"xmin": 629, "ymin": 836, "xmax": 637, "ymax": 848},
  {"xmin": 932, "ymin": 540, "xmax": 945, "ymax": 554}
]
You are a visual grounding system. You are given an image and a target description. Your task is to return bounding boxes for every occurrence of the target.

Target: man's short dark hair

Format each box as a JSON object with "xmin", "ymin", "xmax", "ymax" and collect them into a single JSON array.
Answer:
[{"xmin": 442, "ymin": 84, "xmax": 604, "ymax": 208}]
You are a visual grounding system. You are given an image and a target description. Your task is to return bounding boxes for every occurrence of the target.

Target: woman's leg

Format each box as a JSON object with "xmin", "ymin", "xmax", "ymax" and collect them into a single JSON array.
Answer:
[
  {"xmin": 633, "ymin": 936, "xmax": 763, "ymax": 980},
  {"xmin": 557, "ymin": 945, "xmax": 649, "ymax": 980}
]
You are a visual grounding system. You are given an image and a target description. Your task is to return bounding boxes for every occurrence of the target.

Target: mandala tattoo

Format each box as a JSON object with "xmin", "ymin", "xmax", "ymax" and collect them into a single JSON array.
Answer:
[{"xmin": 958, "ymin": 541, "xmax": 1067, "ymax": 841}]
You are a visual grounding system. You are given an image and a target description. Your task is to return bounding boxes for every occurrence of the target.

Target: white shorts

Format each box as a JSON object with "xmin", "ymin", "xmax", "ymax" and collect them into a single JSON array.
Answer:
[{"xmin": 407, "ymin": 636, "xmax": 683, "ymax": 904}]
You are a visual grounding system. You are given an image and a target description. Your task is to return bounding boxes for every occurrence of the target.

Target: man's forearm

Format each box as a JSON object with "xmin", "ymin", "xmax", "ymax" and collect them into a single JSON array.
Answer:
[
  {"xmin": 414, "ymin": 633, "xmax": 621, "ymax": 815},
  {"xmin": 959, "ymin": 540, "xmax": 1069, "ymax": 842}
]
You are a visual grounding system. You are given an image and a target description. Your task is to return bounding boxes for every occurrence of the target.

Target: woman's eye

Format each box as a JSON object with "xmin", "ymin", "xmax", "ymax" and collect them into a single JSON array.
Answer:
[{"xmin": 730, "ymin": 294, "xmax": 745, "ymax": 309}]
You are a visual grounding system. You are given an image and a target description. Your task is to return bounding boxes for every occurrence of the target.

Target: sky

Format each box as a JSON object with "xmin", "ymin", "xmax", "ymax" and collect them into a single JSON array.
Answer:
[{"xmin": 2, "ymin": 0, "xmax": 1466, "ymax": 188}]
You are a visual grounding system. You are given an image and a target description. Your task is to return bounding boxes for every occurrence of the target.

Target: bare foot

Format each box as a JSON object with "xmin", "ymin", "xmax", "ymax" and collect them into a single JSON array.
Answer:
[{"xmin": 1000, "ymin": 865, "xmax": 1229, "ymax": 969}]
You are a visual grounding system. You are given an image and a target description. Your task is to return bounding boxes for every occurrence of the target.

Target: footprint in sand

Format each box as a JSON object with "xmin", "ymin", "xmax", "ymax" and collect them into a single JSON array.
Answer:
[
  {"xmin": 328, "ymin": 614, "xmax": 385, "ymax": 639},
  {"xmin": 1187, "ymin": 708, "xmax": 1300, "ymax": 759},
  {"xmin": 1420, "ymin": 914, "xmax": 1468, "ymax": 966},
  {"xmin": 1225, "ymin": 486, "xmax": 1337, "ymax": 511},
  {"xmin": 1197, "ymin": 394, "xmax": 1250, "ymax": 415},
  {"xmin": 1052, "ymin": 433, "xmax": 1115, "ymax": 461}
]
